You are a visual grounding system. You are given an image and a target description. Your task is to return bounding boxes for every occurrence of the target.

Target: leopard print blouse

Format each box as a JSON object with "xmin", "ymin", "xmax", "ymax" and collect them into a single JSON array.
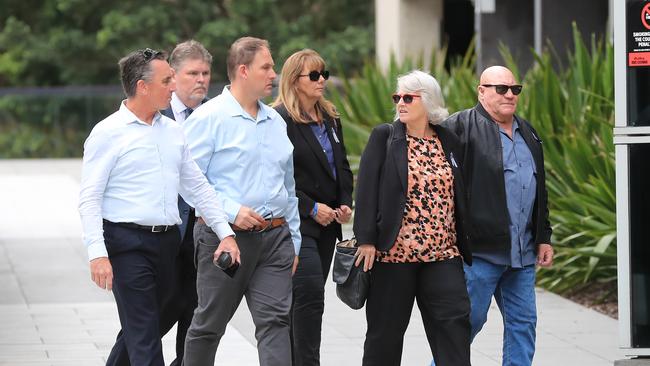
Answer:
[{"xmin": 377, "ymin": 133, "xmax": 460, "ymax": 263}]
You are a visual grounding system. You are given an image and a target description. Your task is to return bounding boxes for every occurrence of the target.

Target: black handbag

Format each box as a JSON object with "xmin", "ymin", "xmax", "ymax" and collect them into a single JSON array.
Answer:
[{"xmin": 332, "ymin": 238, "xmax": 370, "ymax": 310}]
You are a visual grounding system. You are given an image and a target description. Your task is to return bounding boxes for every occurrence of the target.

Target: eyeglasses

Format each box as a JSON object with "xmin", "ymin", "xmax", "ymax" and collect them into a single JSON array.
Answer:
[
  {"xmin": 481, "ymin": 84, "xmax": 523, "ymax": 95},
  {"xmin": 142, "ymin": 48, "xmax": 162, "ymax": 62},
  {"xmin": 392, "ymin": 93, "xmax": 421, "ymax": 104},
  {"xmin": 299, "ymin": 70, "xmax": 330, "ymax": 81}
]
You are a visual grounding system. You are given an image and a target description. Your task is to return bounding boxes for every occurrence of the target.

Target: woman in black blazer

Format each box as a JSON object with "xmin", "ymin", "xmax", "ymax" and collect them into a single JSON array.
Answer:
[
  {"xmin": 354, "ymin": 70, "xmax": 471, "ymax": 366},
  {"xmin": 272, "ymin": 49, "xmax": 354, "ymax": 366}
]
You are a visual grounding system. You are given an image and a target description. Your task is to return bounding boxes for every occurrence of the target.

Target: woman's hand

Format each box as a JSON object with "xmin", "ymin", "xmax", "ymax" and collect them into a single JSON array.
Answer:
[
  {"xmin": 313, "ymin": 203, "xmax": 337, "ymax": 226},
  {"xmin": 335, "ymin": 205, "xmax": 352, "ymax": 224},
  {"xmin": 354, "ymin": 244, "xmax": 376, "ymax": 272}
]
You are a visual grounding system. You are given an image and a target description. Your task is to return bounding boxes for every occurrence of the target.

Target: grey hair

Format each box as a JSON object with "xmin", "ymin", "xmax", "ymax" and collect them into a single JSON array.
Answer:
[
  {"xmin": 169, "ymin": 40, "xmax": 213, "ymax": 71},
  {"xmin": 118, "ymin": 49, "xmax": 167, "ymax": 97},
  {"xmin": 394, "ymin": 70, "xmax": 448, "ymax": 124}
]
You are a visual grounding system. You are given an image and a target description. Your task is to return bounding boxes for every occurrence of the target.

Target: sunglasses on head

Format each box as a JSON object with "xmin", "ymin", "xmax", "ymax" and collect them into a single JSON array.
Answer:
[
  {"xmin": 392, "ymin": 93, "xmax": 421, "ymax": 104},
  {"xmin": 142, "ymin": 48, "xmax": 163, "ymax": 62},
  {"xmin": 481, "ymin": 84, "xmax": 523, "ymax": 95},
  {"xmin": 299, "ymin": 70, "xmax": 330, "ymax": 81}
]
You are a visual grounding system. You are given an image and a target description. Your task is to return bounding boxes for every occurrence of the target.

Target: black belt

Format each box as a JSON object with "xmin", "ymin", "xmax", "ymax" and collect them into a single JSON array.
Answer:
[{"xmin": 103, "ymin": 219, "xmax": 176, "ymax": 233}]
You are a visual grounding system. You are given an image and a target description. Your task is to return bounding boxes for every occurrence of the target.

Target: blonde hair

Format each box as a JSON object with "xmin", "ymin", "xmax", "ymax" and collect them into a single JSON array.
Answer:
[{"xmin": 272, "ymin": 49, "xmax": 338, "ymax": 123}]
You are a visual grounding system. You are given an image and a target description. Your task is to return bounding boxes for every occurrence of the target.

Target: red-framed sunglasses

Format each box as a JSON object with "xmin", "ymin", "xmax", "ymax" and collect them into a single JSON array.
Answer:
[{"xmin": 392, "ymin": 93, "xmax": 421, "ymax": 104}]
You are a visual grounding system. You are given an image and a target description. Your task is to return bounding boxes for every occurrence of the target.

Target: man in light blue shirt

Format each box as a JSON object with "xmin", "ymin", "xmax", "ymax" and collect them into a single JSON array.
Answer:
[
  {"xmin": 78, "ymin": 48, "xmax": 238, "ymax": 366},
  {"xmin": 182, "ymin": 37, "xmax": 301, "ymax": 366}
]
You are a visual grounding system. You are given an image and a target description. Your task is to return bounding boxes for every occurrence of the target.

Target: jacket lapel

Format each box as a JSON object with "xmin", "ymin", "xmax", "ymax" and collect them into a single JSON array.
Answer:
[
  {"xmin": 161, "ymin": 107, "xmax": 175, "ymax": 121},
  {"xmin": 324, "ymin": 116, "xmax": 344, "ymax": 177},
  {"xmin": 391, "ymin": 121, "xmax": 408, "ymax": 193},
  {"xmin": 297, "ymin": 122, "xmax": 336, "ymax": 180}
]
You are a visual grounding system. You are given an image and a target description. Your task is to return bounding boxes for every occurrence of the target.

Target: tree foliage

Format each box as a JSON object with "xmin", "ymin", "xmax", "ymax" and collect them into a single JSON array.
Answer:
[{"xmin": 0, "ymin": 0, "xmax": 374, "ymax": 86}]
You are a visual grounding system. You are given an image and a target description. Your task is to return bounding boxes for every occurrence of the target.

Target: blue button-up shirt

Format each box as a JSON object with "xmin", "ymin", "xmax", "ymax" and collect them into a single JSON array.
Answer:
[
  {"xmin": 79, "ymin": 101, "xmax": 234, "ymax": 261},
  {"xmin": 475, "ymin": 120, "xmax": 537, "ymax": 268},
  {"xmin": 309, "ymin": 122, "xmax": 337, "ymax": 179},
  {"xmin": 182, "ymin": 86, "xmax": 301, "ymax": 254}
]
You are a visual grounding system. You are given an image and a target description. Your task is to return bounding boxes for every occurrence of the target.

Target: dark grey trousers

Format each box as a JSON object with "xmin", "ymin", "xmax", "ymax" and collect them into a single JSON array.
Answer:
[{"xmin": 183, "ymin": 222, "xmax": 295, "ymax": 366}]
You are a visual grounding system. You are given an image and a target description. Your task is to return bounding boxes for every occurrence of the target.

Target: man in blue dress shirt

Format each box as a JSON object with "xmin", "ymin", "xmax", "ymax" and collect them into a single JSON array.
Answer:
[
  {"xmin": 436, "ymin": 66, "xmax": 554, "ymax": 366},
  {"xmin": 182, "ymin": 36, "xmax": 301, "ymax": 366},
  {"xmin": 78, "ymin": 48, "xmax": 239, "ymax": 366},
  {"xmin": 159, "ymin": 39, "xmax": 212, "ymax": 366}
]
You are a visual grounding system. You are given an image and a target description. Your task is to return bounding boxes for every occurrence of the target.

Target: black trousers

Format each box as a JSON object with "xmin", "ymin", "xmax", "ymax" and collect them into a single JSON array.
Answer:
[
  {"xmin": 291, "ymin": 226, "xmax": 338, "ymax": 366},
  {"xmin": 362, "ymin": 257, "xmax": 471, "ymax": 366},
  {"xmin": 104, "ymin": 221, "xmax": 180, "ymax": 366},
  {"xmin": 159, "ymin": 213, "xmax": 197, "ymax": 366}
]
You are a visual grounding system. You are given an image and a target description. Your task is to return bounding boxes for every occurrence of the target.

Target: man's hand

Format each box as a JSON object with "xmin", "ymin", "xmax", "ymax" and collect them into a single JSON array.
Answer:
[
  {"xmin": 313, "ymin": 203, "xmax": 336, "ymax": 226},
  {"xmin": 335, "ymin": 205, "xmax": 352, "ymax": 224},
  {"xmin": 90, "ymin": 257, "xmax": 113, "ymax": 291},
  {"xmin": 537, "ymin": 243, "xmax": 553, "ymax": 267},
  {"xmin": 292, "ymin": 255, "xmax": 299, "ymax": 276},
  {"xmin": 234, "ymin": 206, "xmax": 265, "ymax": 230},
  {"xmin": 354, "ymin": 244, "xmax": 376, "ymax": 272},
  {"xmin": 213, "ymin": 236, "xmax": 241, "ymax": 266}
]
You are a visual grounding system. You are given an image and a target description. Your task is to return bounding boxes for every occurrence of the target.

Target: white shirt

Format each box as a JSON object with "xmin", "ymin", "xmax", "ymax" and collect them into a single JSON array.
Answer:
[
  {"xmin": 79, "ymin": 101, "xmax": 234, "ymax": 261},
  {"xmin": 170, "ymin": 92, "xmax": 192, "ymax": 124}
]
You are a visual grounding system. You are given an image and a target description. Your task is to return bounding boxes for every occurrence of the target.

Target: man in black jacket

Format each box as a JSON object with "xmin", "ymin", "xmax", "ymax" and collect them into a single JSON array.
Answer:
[{"xmin": 442, "ymin": 65, "xmax": 553, "ymax": 366}]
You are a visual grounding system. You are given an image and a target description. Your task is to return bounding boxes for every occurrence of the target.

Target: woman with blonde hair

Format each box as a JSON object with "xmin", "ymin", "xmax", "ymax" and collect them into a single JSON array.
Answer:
[
  {"xmin": 272, "ymin": 49, "xmax": 353, "ymax": 366},
  {"xmin": 354, "ymin": 70, "xmax": 472, "ymax": 365}
]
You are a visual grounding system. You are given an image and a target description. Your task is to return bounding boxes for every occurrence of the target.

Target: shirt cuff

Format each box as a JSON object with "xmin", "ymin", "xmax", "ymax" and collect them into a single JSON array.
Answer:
[
  {"xmin": 211, "ymin": 222, "xmax": 236, "ymax": 241},
  {"xmin": 87, "ymin": 242, "xmax": 108, "ymax": 261},
  {"xmin": 223, "ymin": 200, "xmax": 242, "ymax": 223}
]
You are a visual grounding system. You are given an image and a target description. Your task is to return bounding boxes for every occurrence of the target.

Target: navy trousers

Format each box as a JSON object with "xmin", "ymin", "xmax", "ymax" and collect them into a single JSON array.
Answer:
[
  {"xmin": 159, "ymin": 212, "xmax": 197, "ymax": 366},
  {"xmin": 103, "ymin": 221, "xmax": 180, "ymax": 366}
]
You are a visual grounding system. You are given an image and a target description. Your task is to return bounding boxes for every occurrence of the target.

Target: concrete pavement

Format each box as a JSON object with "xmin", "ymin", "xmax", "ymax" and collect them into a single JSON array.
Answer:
[{"xmin": 0, "ymin": 159, "xmax": 622, "ymax": 365}]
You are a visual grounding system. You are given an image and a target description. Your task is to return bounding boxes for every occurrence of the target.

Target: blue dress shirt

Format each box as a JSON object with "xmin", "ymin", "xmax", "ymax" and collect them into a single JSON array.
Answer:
[
  {"xmin": 182, "ymin": 86, "xmax": 302, "ymax": 254},
  {"xmin": 79, "ymin": 101, "xmax": 235, "ymax": 261},
  {"xmin": 475, "ymin": 119, "xmax": 537, "ymax": 268},
  {"xmin": 309, "ymin": 122, "xmax": 337, "ymax": 179}
]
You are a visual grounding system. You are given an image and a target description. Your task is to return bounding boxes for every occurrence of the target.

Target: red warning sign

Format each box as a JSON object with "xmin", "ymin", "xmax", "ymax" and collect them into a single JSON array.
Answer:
[
  {"xmin": 629, "ymin": 52, "xmax": 650, "ymax": 67},
  {"xmin": 642, "ymin": 3, "xmax": 650, "ymax": 30}
]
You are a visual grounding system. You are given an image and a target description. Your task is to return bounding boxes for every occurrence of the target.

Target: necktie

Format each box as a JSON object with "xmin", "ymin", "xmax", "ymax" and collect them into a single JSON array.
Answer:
[{"xmin": 184, "ymin": 107, "xmax": 194, "ymax": 119}]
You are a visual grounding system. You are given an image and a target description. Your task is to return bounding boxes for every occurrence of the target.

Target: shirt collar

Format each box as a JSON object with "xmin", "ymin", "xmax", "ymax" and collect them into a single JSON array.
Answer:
[
  {"xmin": 498, "ymin": 118, "xmax": 520, "ymax": 135},
  {"xmin": 220, "ymin": 86, "xmax": 271, "ymax": 123},
  {"xmin": 170, "ymin": 92, "xmax": 189, "ymax": 115},
  {"xmin": 119, "ymin": 100, "xmax": 162, "ymax": 126}
]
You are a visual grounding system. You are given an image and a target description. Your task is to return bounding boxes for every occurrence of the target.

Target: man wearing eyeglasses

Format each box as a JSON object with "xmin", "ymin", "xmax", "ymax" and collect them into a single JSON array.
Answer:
[
  {"xmin": 78, "ymin": 48, "xmax": 238, "ymax": 366},
  {"xmin": 438, "ymin": 65, "xmax": 554, "ymax": 366},
  {"xmin": 159, "ymin": 39, "xmax": 212, "ymax": 366},
  {"xmin": 181, "ymin": 36, "xmax": 301, "ymax": 366}
]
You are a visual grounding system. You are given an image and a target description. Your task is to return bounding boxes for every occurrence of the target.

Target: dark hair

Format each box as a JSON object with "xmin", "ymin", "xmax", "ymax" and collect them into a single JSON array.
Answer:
[
  {"xmin": 226, "ymin": 37, "xmax": 270, "ymax": 82},
  {"xmin": 118, "ymin": 48, "xmax": 167, "ymax": 97},
  {"xmin": 169, "ymin": 40, "xmax": 213, "ymax": 71}
]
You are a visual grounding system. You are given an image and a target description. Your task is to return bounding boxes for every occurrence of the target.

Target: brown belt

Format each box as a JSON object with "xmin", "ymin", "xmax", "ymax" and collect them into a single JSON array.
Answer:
[{"xmin": 197, "ymin": 217, "xmax": 286, "ymax": 232}]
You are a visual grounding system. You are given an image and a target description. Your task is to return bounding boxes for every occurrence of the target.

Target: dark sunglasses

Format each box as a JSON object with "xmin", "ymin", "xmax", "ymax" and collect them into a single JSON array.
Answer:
[
  {"xmin": 299, "ymin": 70, "xmax": 330, "ymax": 81},
  {"xmin": 392, "ymin": 93, "xmax": 421, "ymax": 104},
  {"xmin": 481, "ymin": 84, "xmax": 523, "ymax": 95},
  {"xmin": 142, "ymin": 48, "xmax": 162, "ymax": 62}
]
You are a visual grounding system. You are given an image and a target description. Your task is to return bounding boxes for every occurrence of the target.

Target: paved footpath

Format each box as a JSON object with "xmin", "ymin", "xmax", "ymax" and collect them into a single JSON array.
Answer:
[{"xmin": 0, "ymin": 159, "xmax": 623, "ymax": 365}]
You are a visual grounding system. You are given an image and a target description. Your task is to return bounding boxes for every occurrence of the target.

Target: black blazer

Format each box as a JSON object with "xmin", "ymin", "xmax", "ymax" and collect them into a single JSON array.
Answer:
[
  {"xmin": 353, "ymin": 120, "xmax": 472, "ymax": 264},
  {"xmin": 275, "ymin": 105, "xmax": 354, "ymax": 240}
]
